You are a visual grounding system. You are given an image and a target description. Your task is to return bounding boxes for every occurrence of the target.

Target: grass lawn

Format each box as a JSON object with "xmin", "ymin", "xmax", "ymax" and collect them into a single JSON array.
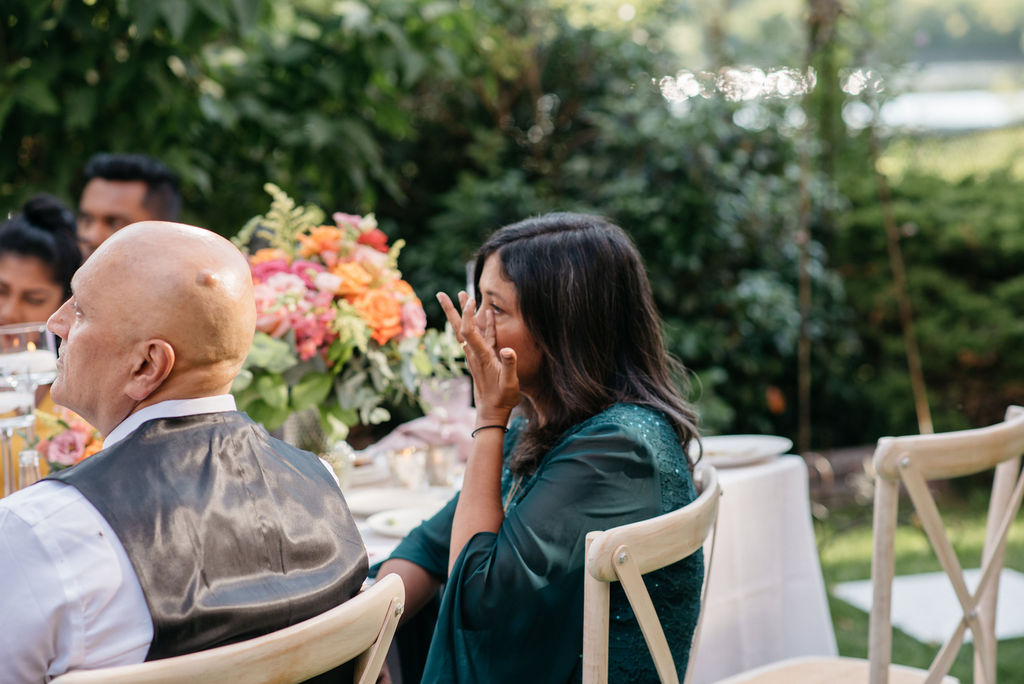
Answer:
[
  {"xmin": 815, "ymin": 486, "xmax": 1024, "ymax": 681},
  {"xmin": 878, "ymin": 125, "xmax": 1024, "ymax": 183}
]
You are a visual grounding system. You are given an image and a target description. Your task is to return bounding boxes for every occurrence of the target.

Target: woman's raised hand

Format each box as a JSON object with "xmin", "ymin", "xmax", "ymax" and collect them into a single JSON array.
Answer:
[{"xmin": 437, "ymin": 291, "xmax": 520, "ymax": 424}]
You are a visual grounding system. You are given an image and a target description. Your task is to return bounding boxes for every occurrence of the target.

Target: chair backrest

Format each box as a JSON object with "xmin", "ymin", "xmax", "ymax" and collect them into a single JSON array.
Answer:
[
  {"xmin": 868, "ymin": 405, "xmax": 1024, "ymax": 684},
  {"xmin": 51, "ymin": 573, "xmax": 405, "ymax": 684},
  {"xmin": 582, "ymin": 460, "xmax": 721, "ymax": 684}
]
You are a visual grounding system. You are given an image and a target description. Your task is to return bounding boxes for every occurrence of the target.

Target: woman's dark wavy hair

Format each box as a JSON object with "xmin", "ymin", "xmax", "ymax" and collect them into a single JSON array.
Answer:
[
  {"xmin": 0, "ymin": 194, "xmax": 81, "ymax": 297},
  {"xmin": 473, "ymin": 212, "xmax": 698, "ymax": 474}
]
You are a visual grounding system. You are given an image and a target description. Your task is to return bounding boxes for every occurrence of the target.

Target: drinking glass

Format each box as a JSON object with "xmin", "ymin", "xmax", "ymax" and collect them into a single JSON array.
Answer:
[
  {"xmin": 18, "ymin": 448, "xmax": 41, "ymax": 489},
  {"xmin": 386, "ymin": 447, "xmax": 427, "ymax": 489},
  {"xmin": 0, "ymin": 322, "xmax": 57, "ymax": 495},
  {"xmin": 0, "ymin": 322, "xmax": 59, "ymax": 390},
  {"xmin": 0, "ymin": 374, "xmax": 35, "ymax": 496},
  {"xmin": 425, "ymin": 445, "xmax": 457, "ymax": 487}
]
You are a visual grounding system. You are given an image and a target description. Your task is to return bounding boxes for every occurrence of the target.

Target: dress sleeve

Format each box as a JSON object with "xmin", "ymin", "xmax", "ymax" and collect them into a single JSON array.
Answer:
[
  {"xmin": 422, "ymin": 419, "xmax": 664, "ymax": 683},
  {"xmin": 387, "ymin": 492, "xmax": 459, "ymax": 580}
]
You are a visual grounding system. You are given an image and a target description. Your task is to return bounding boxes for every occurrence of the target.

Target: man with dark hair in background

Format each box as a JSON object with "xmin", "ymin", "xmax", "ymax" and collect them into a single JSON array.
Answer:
[{"xmin": 77, "ymin": 153, "xmax": 181, "ymax": 258}]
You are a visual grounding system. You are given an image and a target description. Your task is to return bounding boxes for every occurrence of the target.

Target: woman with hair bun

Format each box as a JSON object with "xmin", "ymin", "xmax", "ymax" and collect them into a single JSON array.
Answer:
[
  {"xmin": 377, "ymin": 212, "xmax": 704, "ymax": 683},
  {"xmin": 0, "ymin": 194, "xmax": 83, "ymax": 491},
  {"xmin": 0, "ymin": 194, "xmax": 80, "ymax": 326}
]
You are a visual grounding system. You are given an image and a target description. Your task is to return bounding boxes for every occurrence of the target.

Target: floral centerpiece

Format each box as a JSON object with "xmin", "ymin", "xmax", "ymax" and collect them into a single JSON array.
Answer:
[
  {"xmin": 35, "ymin": 406, "xmax": 104, "ymax": 472},
  {"xmin": 230, "ymin": 184, "xmax": 464, "ymax": 448}
]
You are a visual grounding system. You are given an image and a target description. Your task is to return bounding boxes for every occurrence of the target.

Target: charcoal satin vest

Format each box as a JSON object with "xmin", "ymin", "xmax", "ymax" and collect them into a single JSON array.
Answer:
[{"xmin": 50, "ymin": 411, "xmax": 368, "ymax": 662}]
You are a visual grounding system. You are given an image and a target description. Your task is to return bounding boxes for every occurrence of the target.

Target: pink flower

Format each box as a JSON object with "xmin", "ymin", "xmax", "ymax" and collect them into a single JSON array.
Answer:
[
  {"xmin": 291, "ymin": 307, "xmax": 337, "ymax": 361},
  {"xmin": 313, "ymin": 271, "xmax": 343, "ymax": 295},
  {"xmin": 350, "ymin": 244, "xmax": 390, "ymax": 272},
  {"xmin": 289, "ymin": 260, "xmax": 326, "ymax": 288},
  {"xmin": 46, "ymin": 430, "xmax": 88, "ymax": 466},
  {"xmin": 250, "ymin": 258, "xmax": 291, "ymax": 284},
  {"xmin": 253, "ymin": 279, "xmax": 299, "ymax": 337},
  {"xmin": 401, "ymin": 300, "xmax": 427, "ymax": 339},
  {"xmin": 264, "ymin": 272, "xmax": 307, "ymax": 296},
  {"xmin": 333, "ymin": 212, "xmax": 364, "ymax": 229},
  {"xmin": 255, "ymin": 310, "xmax": 291, "ymax": 338}
]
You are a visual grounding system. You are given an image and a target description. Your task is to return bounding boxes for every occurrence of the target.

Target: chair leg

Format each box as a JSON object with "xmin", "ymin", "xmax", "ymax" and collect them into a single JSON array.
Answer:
[
  {"xmin": 869, "ymin": 477, "xmax": 899, "ymax": 684},
  {"xmin": 975, "ymin": 456, "xmax": 1022, "ymax": 684},
  {"xmin": 583, "ymin": 533, "xmax": 610, "ymax": 684}
]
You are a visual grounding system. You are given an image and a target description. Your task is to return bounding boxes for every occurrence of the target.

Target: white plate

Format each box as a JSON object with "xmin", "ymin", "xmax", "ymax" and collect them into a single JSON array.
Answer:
[
  {"xmin": 348, "ymin": 457, "xmax": 391, "ymax": 487},
  {"xmin": 366, "ymin": 506, "xmax": 443, "ymax": 538},
  {"xmin": 695, "ymin": 434, "xmax": 792, "ymax": 468},
  {"xmin": 345, "ymin": 486, "xmax": 455, "ymax": 518}
]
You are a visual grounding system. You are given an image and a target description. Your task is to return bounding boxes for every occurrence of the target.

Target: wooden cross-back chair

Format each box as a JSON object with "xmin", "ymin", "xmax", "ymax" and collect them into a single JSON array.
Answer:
[
  {"xmin": 583, "ymin": 460, "xmax": 721, "ymax": 684},
  {"xmin": 51, "ymin": 573, "xmax": 405, "ymax": 684},
  {"xmin": 717, "ymin": 405, "xmax": 1024, "ymax": 684}
]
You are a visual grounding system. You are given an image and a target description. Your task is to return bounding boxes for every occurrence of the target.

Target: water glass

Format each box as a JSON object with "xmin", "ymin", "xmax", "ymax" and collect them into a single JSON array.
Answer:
[
  {"xmin": 425, "ymin": 445, "xmax": 457, "ymax": 486},
  {"xmin": 0, "ymin": 375, "xmax": 35, "ymax": 431},
  {"xmin": 0, "ymin": 322, "xmax": 59, "ymax": 389},
  {"xmin": 18, "ymin": 449, "xmax": 41, "ymax": 489},
  {"xmin": 386, "ymin": 447, "xmax": 427, "ymax": 489}
]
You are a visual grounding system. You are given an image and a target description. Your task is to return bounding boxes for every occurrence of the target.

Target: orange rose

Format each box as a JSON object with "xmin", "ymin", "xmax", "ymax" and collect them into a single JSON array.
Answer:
[
  {"xmin": 332, "ymin": 262, "xmax": 372, "ymax": 297},
  {"xmin": 250, "ymin": 248, "xmax": 289, "ymax": 265},
  {"xmin": 298, "ymin": 226, "xmax": 343, "ymax": 266},
  {"xmin": 389, "ymin": 279, "xmax": 416, "ymax": 298},
  {"xmin": 80, "ymin": 439, "xmax": 104, "ymax": 462},
  {"xmin": 353, "ymin": 289, "xmax": 403, "ymax": 345}
]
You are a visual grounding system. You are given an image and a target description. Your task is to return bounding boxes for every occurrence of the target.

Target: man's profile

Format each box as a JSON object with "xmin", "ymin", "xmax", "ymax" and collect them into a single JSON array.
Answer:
[
  {"xmin": 0, "ymin": 221, "xmax": 367, "ymax": 682},
  {"xmin": 77, "ymin": 153, "xmax": 181, "ymax": 258}
]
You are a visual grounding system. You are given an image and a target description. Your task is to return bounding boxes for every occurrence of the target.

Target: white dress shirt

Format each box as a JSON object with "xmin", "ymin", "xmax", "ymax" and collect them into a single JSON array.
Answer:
[{"xmin": 0, "ymin": 395, "xmax": 277, "ymax": 683}]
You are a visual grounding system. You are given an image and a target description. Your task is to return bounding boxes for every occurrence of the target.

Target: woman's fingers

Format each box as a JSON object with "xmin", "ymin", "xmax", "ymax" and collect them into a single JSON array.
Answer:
[
  {"xmin": 438, "ymin": 291, "xmax": 486, "ymax": 356},
  {"xmin": 437, "ymin": 290, "xmax": 517, "ymax": 410},
  {"xmin": 437, "ymin": 292, "xmax": 463, "ymax": 334},
  {"xmin": 499, "ymin": 347, "xmax": 517, "ymax": 384},
  {"xmin": 497, "ymin": 348, "xmax": 520, "ymax": 408},
  {"xmin": 459, "ymin": 295, "xmax": 478, "ymax": 345},
  {"xmin": 482, "ymin": 308, "xmax": 496, "ymax": 351}
]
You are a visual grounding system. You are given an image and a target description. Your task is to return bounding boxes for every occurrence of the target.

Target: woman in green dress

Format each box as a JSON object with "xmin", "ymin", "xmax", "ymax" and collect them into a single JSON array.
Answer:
[{"xmin": 377, "ymin": 212, "xmax": 703, "ymax": 683}]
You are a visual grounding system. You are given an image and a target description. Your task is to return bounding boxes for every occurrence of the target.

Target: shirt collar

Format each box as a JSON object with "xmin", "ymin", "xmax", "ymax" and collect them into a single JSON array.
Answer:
[{"xmin": 104, "ymin": 395, "xmax": 237, "ymax": 449}]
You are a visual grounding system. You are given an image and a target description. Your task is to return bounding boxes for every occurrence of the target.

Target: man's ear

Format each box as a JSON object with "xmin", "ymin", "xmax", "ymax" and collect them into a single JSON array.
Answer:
[{"xmin": 124, "ymin": 339, "xmax": 175, "ymax": 401}]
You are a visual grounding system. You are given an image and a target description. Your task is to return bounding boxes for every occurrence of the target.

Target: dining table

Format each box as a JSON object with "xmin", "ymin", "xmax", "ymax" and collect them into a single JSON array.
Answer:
[
  {"xmin": 690, "ymin": 454, "xmax": 838, "ymax": 683},
  {"xmin": 348, "ymin": 447, "xmax": 837, "ymax": 683}
]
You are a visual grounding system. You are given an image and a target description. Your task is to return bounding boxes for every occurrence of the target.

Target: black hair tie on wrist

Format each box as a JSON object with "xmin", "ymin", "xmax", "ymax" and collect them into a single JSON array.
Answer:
[{"xmin": 471, "ymin": 425, "xmax": 509, "ymax": 438}]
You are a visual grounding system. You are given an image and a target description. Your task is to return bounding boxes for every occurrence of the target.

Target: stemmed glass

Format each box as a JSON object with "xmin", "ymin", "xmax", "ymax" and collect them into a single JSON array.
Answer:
[{"xmin": 0, "ymin": 322, "xmax": 58, "ymax": 495}]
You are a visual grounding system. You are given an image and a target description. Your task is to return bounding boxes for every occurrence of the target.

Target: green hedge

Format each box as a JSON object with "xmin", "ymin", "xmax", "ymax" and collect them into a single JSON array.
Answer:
[{"xmin": 832, "ymin": 166, "xmax": 1024, "ymax": 437}]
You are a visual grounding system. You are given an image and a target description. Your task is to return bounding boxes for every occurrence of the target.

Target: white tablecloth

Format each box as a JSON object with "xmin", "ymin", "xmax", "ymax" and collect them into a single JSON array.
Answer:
[
  {"xmin": 352, "ymin": 454, "xmax": 837, "ymax": 682},
  {"xmin": 691, "ymin": 455, "xmax": 837, "ymax": 683}
]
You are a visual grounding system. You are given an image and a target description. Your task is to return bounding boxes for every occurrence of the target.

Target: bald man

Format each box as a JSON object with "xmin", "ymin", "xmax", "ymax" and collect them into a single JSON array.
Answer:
[{"xmin": 0, "ymin": 222, "xmax": 367, "ymax": 682}]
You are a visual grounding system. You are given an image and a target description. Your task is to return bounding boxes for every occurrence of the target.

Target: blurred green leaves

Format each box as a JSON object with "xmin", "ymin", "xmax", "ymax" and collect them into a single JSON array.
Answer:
[{"xmin": 5, "ymin": 0, "xmax": 1018, "ymax": 447}]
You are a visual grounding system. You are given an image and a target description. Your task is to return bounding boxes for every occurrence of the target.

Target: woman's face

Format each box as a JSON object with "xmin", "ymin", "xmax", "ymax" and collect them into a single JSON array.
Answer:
[
  {"xmin": 0, "ymin": 253, "xmax": 66, "ymax": 325},
  {"xmin": 477, "ymin": 254, "xmax": 543, "ymax": 398}
]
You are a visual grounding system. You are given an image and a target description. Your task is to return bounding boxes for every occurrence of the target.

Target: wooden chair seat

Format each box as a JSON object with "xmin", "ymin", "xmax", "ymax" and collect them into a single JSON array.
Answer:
[
  {"xmin": 51, "ymin": 573, "xmax": 405, "ymax": 684},
  {"xmin": 715, "ymin": 656, "xmax": 957, "ymax": 684}
]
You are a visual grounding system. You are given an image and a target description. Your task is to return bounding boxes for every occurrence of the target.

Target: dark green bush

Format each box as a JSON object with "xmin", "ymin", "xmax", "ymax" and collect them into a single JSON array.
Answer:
[{"xmin": 834, "ymin": 167, "xmax": 1024, "ymax": 436}]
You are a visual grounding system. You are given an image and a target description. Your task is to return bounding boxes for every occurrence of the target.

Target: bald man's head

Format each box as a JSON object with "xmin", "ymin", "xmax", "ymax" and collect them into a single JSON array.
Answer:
[
  {"xmin": 47, "ymin": 221, "xmax": 256, "ymax": 434},
  {"xmin": 100, "ymin": 222, "xmax": 255, "ymax": 369}
]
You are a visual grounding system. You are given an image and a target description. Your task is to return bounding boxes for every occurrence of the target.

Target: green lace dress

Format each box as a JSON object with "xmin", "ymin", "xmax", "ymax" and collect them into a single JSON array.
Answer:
[{"xmin": 386, "ymin": 403, "xmax": 703, "ymax": 683}]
